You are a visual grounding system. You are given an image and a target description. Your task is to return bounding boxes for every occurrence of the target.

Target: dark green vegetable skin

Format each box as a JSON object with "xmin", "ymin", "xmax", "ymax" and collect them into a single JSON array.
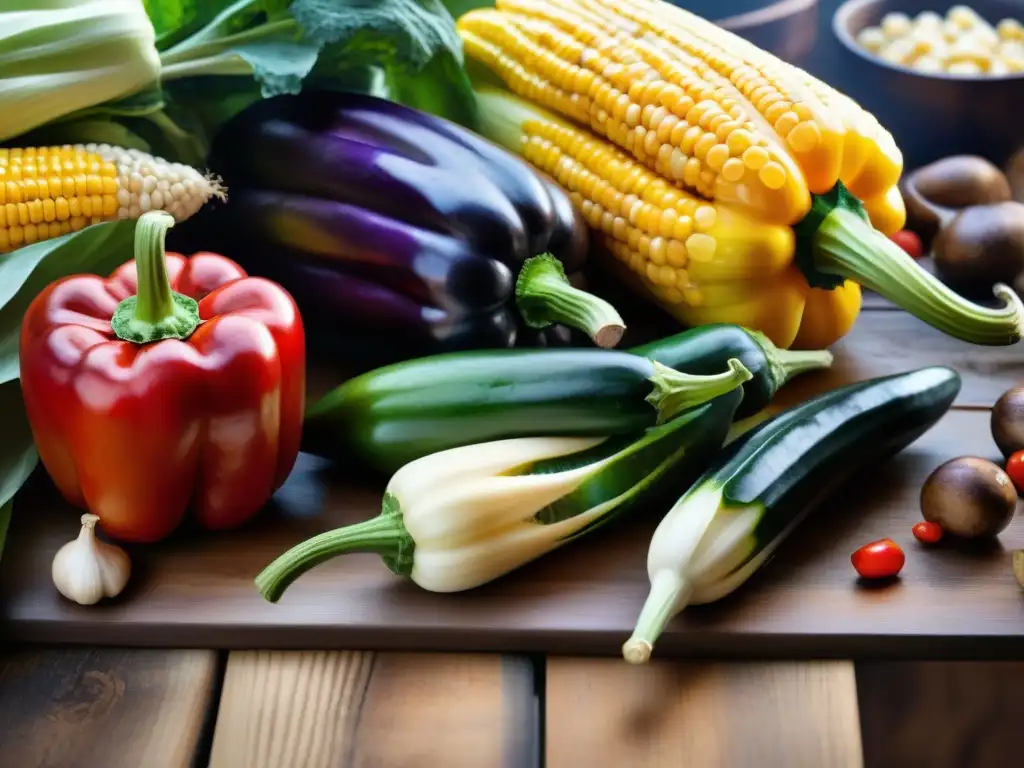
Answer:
[
  {"xmin": 714, "ymin": 365, "xmax": 961, "ymax": 555},
  {"xmin": 631, "ymin": 324, "xmax": 782, "ymax": 418},
  {"xmin": 303, "ymin": 324, "xmax": 814, "ymax": 474}
]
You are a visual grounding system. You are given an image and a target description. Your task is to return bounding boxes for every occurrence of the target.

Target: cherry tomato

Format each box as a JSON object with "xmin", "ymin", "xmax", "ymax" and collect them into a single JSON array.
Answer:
[
  {"xmin": 1006, "ymin": 451, "xmax": 1024, "ymax": 494},
  {"xmin": 890, "ymin": 230, "xmax": 923, "ymax": 259},
  {"xmin": 912, "ymin": 520, "xmax": 943, "ymax": 544},
  {"xmin": 851, "ymin": 538, "xmax": 905, "ymax": 579}
]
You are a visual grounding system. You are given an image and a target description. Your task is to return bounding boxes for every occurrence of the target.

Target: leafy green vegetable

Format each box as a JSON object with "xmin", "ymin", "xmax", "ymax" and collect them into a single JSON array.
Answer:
[
  {"xmin": 0, "ymin": 219, "xmax": 137, "ymax": 385},
  {"xmin": 0, "ymin": 380, "xmax": 36, "ymax": 508},
  {"xmin": 0, "ymin": 0, "xmax": 162, "ymax": 142},
  {"xmin": 0, "ymin": 500, "xmax": 12, "ymax": 568},
  {"xmin": 10, "ymin": 0, "xmax": 479, "ymax": 162},
  {"xmin": 0, "ymin": 379, "xmax": 39, "ymax": 567}
]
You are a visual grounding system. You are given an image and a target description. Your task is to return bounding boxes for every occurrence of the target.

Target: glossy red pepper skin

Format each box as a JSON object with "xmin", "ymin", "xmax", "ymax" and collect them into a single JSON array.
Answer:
[{"xmin": 19, "ymin": 251, "xmax": 305, "ymax": 543}]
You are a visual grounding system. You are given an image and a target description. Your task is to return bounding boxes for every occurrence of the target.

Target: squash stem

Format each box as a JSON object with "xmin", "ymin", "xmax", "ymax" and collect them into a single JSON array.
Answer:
[
  {"xmin": 646, "ymin": 357, "xmax": 752, "ymax": 424},
  {"xmin": 772, "ymin": 347, "xmax": 834, "ymax": 383},
  {"xmin": 255, "ymin": 512, "xmax": 413, "ymax": 603},
  {"xmin": 815, "ymin": 207, "xmax": 1024, "ymax": 346},
  {"xmin": 516, "ymin": 253, "xmax": 626, "ymax": 348},
  {"xmin": 622, "ymin": 570, "xmax": 693, "ymax": 664},
  {"xmin": 746, "ymin": 328, "xmax": 833, "ymax": 389}
]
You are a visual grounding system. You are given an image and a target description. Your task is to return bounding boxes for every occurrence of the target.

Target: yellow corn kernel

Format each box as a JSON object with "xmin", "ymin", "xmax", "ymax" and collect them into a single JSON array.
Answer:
[
  {"xmin": 503, "ymin": 87, "xmax": 797, "ymax": 330},
  {"xmin": 0, "ymin": 143, "xmax": 222, "ymax": 253},
  {"xmin": 460, "ymin": 3, "xmax": 813, "ymax": 223}
]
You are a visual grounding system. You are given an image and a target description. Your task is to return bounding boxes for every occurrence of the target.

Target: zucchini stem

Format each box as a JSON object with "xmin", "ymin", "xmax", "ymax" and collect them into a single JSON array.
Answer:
[
  {"xmin": 815, "ymin": 207, "xmax": 1024, "ymax": 346},
  {"xmin": 255, "ymin": 512, "xmax": 413, "ymax": 603},
  {"xmin": 622, "ymin": 570, "xmax": 693, "ymax": 664},
  {"xmin": 515, "ymin": 253, "xmax": 626, "ymax": 348},
  {"xmin": 745, "ymin": 328, "xmax": 833, "ymax": 390},
  {"xmin": 646, "ymin": 357, "xmax": 752, "ymax": 424},
  {"xmin": 772, "ymin": 347, "xmax": 834, "ymax": 384}
]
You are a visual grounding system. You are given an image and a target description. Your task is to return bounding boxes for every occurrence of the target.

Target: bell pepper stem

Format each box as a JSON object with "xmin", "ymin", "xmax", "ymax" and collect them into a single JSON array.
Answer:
[
  {"xmin": 516, "ymin": 253, "xmax": 627, "ymax": 348},
  {"xmin": 646, "ymin": 357, "xmax": 752, "ymax": 424},
  {"xmin": 622, "ymin": 570, "xmax": 693, "ymax": 664},
  {"xmin": 110, "ymin": 211, "xmax": 201, "ymax": 344},
  {"xmin": 813, "ymin": 206, "xmax": 1024, "ymax": 346},
  {"xmin": 255, "ymin": 498, "xmax": 414, "ymax": 603}
]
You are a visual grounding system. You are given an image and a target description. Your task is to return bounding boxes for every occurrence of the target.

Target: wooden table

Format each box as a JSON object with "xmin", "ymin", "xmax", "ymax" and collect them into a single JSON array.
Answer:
[
  {"xmin": 3, "ymin": 648, "xmax": 1024, "ymax": 767},
  {"xmin": 4, "ymin": 288, "xmax": 1024, "ymax": 766}
]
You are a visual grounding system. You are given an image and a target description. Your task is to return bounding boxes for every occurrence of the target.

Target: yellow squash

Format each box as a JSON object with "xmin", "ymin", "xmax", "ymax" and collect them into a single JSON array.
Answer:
[{"xmin": 458, "ymin": 0, "xmax": 1023, "ymax": 348}]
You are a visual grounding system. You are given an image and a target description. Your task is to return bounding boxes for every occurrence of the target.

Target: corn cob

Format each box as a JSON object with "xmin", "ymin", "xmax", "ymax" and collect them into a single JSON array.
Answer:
[
  {"xmin": 460, "ymin": 0, "xmax": 1024, "ymax": 349},
  {"xmin": 457, "ymin": 0, "xmax": 902, "ymax": 226},
  {"xmin": 0, "ymin": 144, "xmax": 223, "ymax": 253},
  {"xmin": 473, "ymin": 85, "xmax": 1024, "ymax": 349}
]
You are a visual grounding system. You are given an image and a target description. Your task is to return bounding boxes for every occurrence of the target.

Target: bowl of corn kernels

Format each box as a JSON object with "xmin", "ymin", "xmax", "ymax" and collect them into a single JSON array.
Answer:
[{"xmin": 833, "ymin": 0, "xmax": 1024, "ymax": 170}]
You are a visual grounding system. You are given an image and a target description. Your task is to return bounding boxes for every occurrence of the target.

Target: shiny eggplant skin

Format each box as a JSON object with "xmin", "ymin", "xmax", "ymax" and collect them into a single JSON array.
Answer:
[{"xmin": 201, "ymin": 90, "xmax": 590, "ymax": 361}]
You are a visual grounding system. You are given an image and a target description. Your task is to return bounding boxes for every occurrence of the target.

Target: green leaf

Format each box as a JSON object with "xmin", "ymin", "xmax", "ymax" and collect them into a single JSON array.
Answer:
[
  {"xmin": 292, "ymin": 0, "xmax": 464, "ymax": 70},
  {"xmin": 442, "ymin": 0, "xmax": 494, "ymax": 15},
  {"xmin": 383, "ymin": 49, "xmax": 478, "ymax": 129},
  {"xmin": 291, "ymin": 0, "xmax": 476, "ymax": 123},
  {"xmin": 0, "ymin": 499, "xmax": 12, "ymax": 568},
  {"xmin": 230, "ymin": 39, "xmax": 320, "ymax": 96},
  {"xmin": 0, "ymin": 379, "xmax": 37, "ymax": 510},
  {"xmin": 0, "ymin": 378, "xmax": 39, "ymax": 565},
  {"xmin": 0, "ymin": 219, "xmax": 138, "ymax": 384}
]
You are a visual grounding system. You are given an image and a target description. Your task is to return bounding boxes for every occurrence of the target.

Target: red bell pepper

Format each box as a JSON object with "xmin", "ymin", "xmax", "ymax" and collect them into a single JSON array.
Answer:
[{"xmin": 19, "ymin": 211, "xmax": 305, "ymax": 543}]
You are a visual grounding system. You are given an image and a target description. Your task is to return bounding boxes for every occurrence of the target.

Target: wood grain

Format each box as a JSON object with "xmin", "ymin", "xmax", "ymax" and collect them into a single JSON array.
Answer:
[
  {"xmin": 775, "ymin": 309, "xmax": 1024, "ymax": 409},
  {"xmin": 857, "ymin": 661, "xmax": 1024, "ymax": 768},
  {"xmin": 4, "ymin": 301, "xmax": 1024, "ymax": 656},
  {"xmin": 4, "ymin": 406, "xmax": 1024, "ymax": 658},
  {"xmin": 208, "ymin": 651, "xmax": 537, "ymax": 768},
  {"xmin": 546, "ymin": 659, "xmax": 863, "ymax": 768},
  {"xmin": 0, "ymin": 648, "xmax": 218, "ymax": 768}
]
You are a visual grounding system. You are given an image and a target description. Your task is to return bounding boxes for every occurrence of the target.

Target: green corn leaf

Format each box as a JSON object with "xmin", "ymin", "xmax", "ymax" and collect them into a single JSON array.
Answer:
[
  {"xmin": 0, "ymin": 378, "xmax": 40, "ymax": 564},
  {"xmin": 0, "ymin": 219, "xmax": 137, "ymax": 384},
  {"xmin": 0, "ymin": 499, "xmax": 12, "ymax": 568}
]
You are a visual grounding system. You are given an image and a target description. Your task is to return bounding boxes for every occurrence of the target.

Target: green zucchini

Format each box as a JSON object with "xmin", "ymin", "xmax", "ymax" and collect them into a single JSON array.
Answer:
[
  {"xmin": 257, "ymin": 388, "xmax": 745, "ymax": 599},
  {"xmin": 630, "ymin": 324, "xmax": 832, "ymax": 419},
  {"xmin": 622, "ymin": 365, "xmax": 962, "ymax": 664},
  {"xmin": 303, "ymin": 324, "xmax": 831, "ymax": 474}
]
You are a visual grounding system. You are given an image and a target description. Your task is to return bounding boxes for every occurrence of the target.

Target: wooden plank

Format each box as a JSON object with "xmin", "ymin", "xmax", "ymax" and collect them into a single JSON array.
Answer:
[
  {"xmin": 208, "ymin": 651, "xmax": 537, "ymax": 768},
  {"xmin": 4, "ymin": 297, "xmax": 1024, "ymax": 656},
  {"xmin": 3, "ymin": 407, "xmax": 1024, "ymax": 658},
  {"xmin": 0, "ymin": 648, "xmax": 218, "ymax": 768},
  {"xmin": 857, "ymin": 661, "xmax": 1024, "ymax": 768},
  {"xmin": 546, "ymin": 658, "xmax": 863, "ymax": 768},
  {"xmin": 776, "ymin": 308, "xmax": 1024, "ymax": 409}
]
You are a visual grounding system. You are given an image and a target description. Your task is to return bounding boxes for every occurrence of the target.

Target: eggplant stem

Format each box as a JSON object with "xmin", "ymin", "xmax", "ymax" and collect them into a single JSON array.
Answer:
[
  {"xmin": 622, "ymin": 570, "xmax": 693, "ymax": 664},
  {"xmin": 515, "ymin": 253, "xmax": 626, "ymax": 348},
  {"xmin": 815, "ymin": 208, "xmax": 1024, "ymax": 346},
  {"xmin": 646, "ymin": 357, "xmax": 752, "ymax": 424},
  {"xmin": 255, "ymin": 512, "xmax": 412, "ymax": 603}
]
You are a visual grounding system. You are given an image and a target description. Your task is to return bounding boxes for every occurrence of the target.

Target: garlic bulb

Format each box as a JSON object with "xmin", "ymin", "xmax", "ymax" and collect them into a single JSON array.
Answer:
[{"xmin": 52, "ymin": 514, "xmax": 131, "ymax": 605}]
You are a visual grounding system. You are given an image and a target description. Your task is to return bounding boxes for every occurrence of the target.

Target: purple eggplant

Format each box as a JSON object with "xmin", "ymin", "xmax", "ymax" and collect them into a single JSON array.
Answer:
[{"xmin": 201, "ymin": 90, "xmax": 622, "ymax": 363}]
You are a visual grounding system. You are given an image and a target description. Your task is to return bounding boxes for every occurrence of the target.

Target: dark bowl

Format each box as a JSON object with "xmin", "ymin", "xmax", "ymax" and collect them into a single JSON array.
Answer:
[
  {"xmin": 833, "ymin": 0, "xmax": 1024, "ymax": 172},
  {"xmin": 671, "ymin": 0, "xmax": 821, "ymax": 63}
]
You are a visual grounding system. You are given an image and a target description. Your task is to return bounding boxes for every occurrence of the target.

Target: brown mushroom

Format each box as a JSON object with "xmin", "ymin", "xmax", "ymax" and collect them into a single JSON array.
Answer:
[
  {"xmin": 992, "ymin": 386, "xmax": 1024, "ymax": 458},
  {"xmin": 920, "ymin": 457, "xmax": 1017, "ymax": 539},
  {"xmin": 902, "ymin": 162, "xmax": 1024, "ymax": 296},
  {"xmin": 1007, "ymin": 149, "xmax": 1024, "ymax": 205},
  {"xmin": 903, "ymin": 155, "xmax": 1013, "ymax": 245}
]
